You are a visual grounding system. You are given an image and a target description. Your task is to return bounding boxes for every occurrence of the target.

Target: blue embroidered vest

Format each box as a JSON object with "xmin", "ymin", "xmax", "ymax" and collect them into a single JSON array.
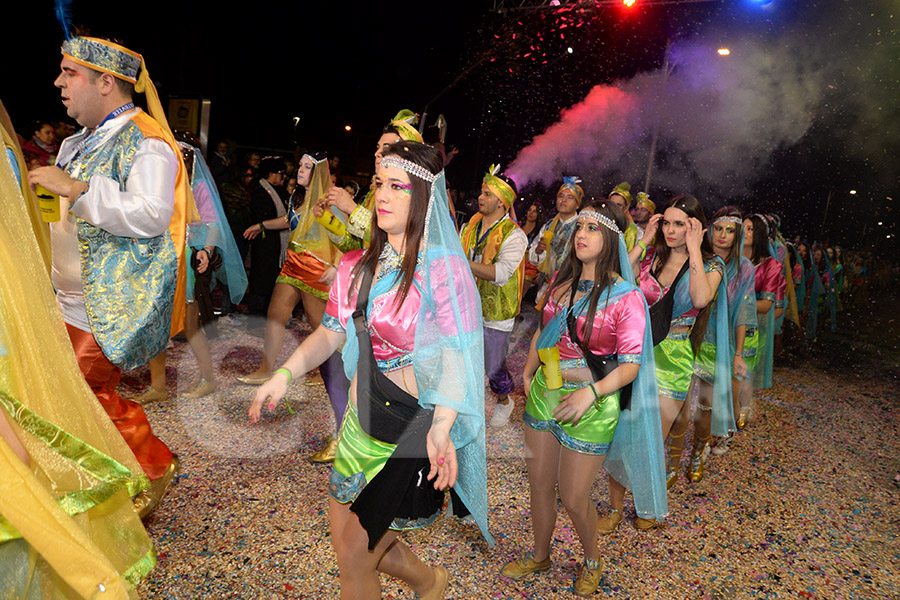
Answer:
[{"xmin": 64, "ymin": 119, "xmax": 176, "ymax": 369}]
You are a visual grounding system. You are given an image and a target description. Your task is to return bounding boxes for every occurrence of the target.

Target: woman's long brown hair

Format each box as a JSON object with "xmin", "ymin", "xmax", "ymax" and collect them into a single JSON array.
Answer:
[
  {"xmin": 546, "ymin": 201, "xmax": 626, "ymax": 345},
  {"xmin": 652, "ymin": 194, "xmax": 715, "ymax": 356}
]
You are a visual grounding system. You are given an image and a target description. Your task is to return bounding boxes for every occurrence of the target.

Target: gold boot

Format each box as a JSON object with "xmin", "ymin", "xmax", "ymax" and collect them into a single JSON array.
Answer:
[
  {"xmin": 134, "ymin": 455, "xmax": 181, "ymax": 519},
  {"xmin": 687, "ymin": 436, "xmax": 711, "ymax": 483},
  {"xmin": 737, "ymin": 408, "xmax": 750, "ymax": 431},
  {"xmin": 666, "ymin": 431, "xmax": 686, "ymax": 490},
  {"xmin": 420, "ymin": 565, "xmax": 449, "ymax": 600},
  {"xmin": 309, "ymin": 437, "xmax": 338, "ymax": 463}
]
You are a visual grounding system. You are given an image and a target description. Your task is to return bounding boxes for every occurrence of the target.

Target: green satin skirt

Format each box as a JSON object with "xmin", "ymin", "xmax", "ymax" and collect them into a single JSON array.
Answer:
[
  {"xmin": 654, "ymin": 333, "xmax": 694, "ymax": 401},
  {"xmin": 524, "ymin": 368, "xmax": 619, "ymax": 455},
  {"xmin": 693, "ymin": 341, "xmax": 717, "ymax": 384},
  {"xmin": 329, "ymin": 404, "xmax": 440, "ymax": 531},
  {"xmin": 743, "ymin": 328, "xmax": 759, "ymax": 375}
]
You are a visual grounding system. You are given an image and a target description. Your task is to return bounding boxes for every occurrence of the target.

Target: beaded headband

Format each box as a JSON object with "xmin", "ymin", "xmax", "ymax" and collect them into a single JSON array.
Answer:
[
  {"xmin": 712, "ymin": 216, "xmax": 742, "ymax": 227},
  {"xmin": 748, "ymin": 213, "xmax": 770, "ymax": 236},
  {"xmin": 302, "ymin": 153, "xmax": 327, "ymax": 165},
  {"xmin": 381, "ymin": 156, "xmax": 438, "ymax": 183},
  {"xmin": 578, "ymin": 210, "xmax": 622, "ymax": 235}
]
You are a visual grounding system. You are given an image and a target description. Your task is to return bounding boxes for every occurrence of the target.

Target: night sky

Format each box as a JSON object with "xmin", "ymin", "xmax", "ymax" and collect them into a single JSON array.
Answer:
[{"xmin": 4, "ymin": 0, "xmax": 898, "ymax": 252}]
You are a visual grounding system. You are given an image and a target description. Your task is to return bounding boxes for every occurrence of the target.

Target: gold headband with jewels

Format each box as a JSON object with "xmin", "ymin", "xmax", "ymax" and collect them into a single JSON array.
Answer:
[
  {"xmin": 483, "ymin": 164, "xmax": 516, "ymax": 209},
  {"xmin": 62, "ymin": 36, "xmax": 142, "ymax": 84},
  {"xmin": 635, "ymin": 192, "xmax": 655, "ymax": 213}
]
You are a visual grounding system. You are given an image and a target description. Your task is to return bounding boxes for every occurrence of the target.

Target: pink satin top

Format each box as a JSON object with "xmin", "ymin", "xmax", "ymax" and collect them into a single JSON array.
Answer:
[
  {"xmin": 543, "ymin": 285, "xmax": 646, "ymax": 368},
  {"xmin": 754, "ymin": 257, "xmax": 785, "ymax": 303},
  {"xmin": 324, "ymin": 249, "xmax": 475, "ymax": 372},
  {"xmin": 637, "ymin": 254, "xmax": 670, "ymax": 308},
  {"xmin": 637, "ymin": 253, "xmax": 719, "ymax": 323}
]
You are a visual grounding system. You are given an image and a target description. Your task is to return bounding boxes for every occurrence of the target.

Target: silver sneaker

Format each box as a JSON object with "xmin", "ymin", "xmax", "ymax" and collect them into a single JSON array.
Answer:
[
  {"xmin": 489, "ymin": 399, "xmax": 514, "ymax": 428},
  {"xmin": 710, "ymin": 433, "xmax": 733, "ymax": 457}
]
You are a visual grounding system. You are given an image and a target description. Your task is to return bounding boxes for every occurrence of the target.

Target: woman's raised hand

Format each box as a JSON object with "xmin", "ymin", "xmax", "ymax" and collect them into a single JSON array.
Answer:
[{"xmin": 685, "ymin": 217, "xmax": 706, "ymax": 250}]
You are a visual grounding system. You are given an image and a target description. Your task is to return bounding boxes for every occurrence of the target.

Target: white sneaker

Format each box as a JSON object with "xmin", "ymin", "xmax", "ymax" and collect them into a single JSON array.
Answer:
[
  {"xmin": 490, "ymin": 399, "xmax": 514, "ymax": 428},
  {"xmin": 710, "ymin": 433, "xmax": 733, "ymax": 457}
]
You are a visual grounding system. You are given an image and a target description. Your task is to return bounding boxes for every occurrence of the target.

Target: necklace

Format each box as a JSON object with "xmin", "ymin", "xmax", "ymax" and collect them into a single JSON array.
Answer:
[
  {"xmin": 377, "ymin": 243, "xmax": 404, "ymax": 282},
  {"xmin": 576, "ymin": 279, "xmax": 594, "ymax": 293}
]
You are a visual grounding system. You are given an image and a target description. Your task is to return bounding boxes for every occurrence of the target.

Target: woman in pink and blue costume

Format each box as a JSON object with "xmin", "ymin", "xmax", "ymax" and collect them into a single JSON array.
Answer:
[
  {"xmin": 694, "ymin": 207, "xmax": 757, "ymax": 461},
  {"xmin": 501, "ymin": 202, "xmax": 665, "ymax": 596},
  {"xmin": 814, "ymin": 245, "xmax": 838, "ymax": 334},
  {"xmin": 802, "ymin": 244, "xmax": 826, "ymax": 341},
  {"xmin": 625, "ymin": 195, "xmax": 731, "ymax": 493},
  {"xmin": 249, "ymin": 143, "xmax": 489, "ymax": 599},
  {"xmin": 739, "ymin": 215, "xmax": 786, "ymax": 426}
]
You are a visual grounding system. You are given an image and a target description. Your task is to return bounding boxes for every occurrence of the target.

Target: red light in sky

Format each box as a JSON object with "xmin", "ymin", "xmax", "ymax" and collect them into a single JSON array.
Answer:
[{"xmin": 623, "ymin": 0, "xmax": 636, "ymax": 6}]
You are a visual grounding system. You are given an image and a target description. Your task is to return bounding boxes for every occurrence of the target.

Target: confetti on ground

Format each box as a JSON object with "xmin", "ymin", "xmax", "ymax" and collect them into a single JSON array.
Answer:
[{"xmin": 129, "ymin": 306, "xmax": 900, "ymax": 599}]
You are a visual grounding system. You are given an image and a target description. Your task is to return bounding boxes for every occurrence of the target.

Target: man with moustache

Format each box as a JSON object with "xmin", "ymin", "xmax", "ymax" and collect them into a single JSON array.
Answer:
[
  {"xmin": 460, "ymin": 165, "xmax": 527, "ymax": 428},
  {"xmin": 631, "ymin": 191, "xmax": 655, "ymax": 240},
  {"xmin": 527, "ymin": 176, "xmax": 583, "ymax": 304}
]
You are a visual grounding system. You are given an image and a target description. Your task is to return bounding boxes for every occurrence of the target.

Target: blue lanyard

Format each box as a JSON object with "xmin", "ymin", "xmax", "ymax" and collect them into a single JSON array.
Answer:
[
  {"xmin": 59, "ymin": 103, "xmax": 136, "ymax": 168},
  {"xmin": 97, "ymin": 103, "xmax": 135, "ymax": 129},
  {"xmin": 473, "ymin": 216, "xmax": 503, "ymax": 258}
]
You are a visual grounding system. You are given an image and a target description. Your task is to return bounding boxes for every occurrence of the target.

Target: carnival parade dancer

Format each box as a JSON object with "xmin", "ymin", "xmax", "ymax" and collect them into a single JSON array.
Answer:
[
  {"xmin": 249, "ymin": 142, "xmax": 491, "ymax": 599},
  {"xmin": 739, "ymin": 215, "xmax": 786, "ymax": 424},
  {"xmin": 814, "ymin": 245, "xmax": 838, "ymax": 334},
  {"xmin": 460, "ymin": 165, "xmax": 527, "ymax": 428},
  {"xmin": 607, "ymin": 181, "xmax": 640, "ymax": 251},
  {"xmin": 240, "ymin": 151, "xmax": 350, "ymax": 463},
  {"xmin": 766, "ymin": 214, "xmax": 799, "ymax": 356},
  {"xmin": 1, "ymin": 107, "xmax": 155, "ymax": 598},
  {"xmin": 693, "ymin": 207, "xmax": 757, "ymax": 461},
  {"xmin": 28, "ymin": 34, "xmax": 188, "ymax": 516},
  {"xmin": 136, "ymin": 136, "xmax": 249, "ymax": 402},
  {"xmin": 528, "ymin": 177, "xmax": 583, "ymax": 302},
  {"xmin": 791, "ymin": 241, "xmax": 811, "ymax": 341},
  {"xmin": 799, "ymin": 242, "xmax": 826, "ymax": 342},
  {"xmin": 502, "ymin": 201, "xmax": 666, "ymax": 595},
  {"xmin": 606, "ymin": 195, "xmax": 728, "ymax": 506},
  {"xmin": 321, "ymin": 110, "xmax": 423, "ymax": 252}
]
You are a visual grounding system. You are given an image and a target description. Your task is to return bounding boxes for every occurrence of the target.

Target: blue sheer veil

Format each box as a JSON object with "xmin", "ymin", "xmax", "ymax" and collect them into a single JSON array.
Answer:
[
  {"xmin": 535, "ymin": 217, "xmax": 668, "ymax": 521},
  {"xmin": 790, "ymin": 245, "xmax": 806, "ymax": 313},
  {"xmin": 340, "ymin": 171, "xmax": 492, "ymax": 545},
  {"xmin": 805, "ymin": 257, "xmax": 825, "ymax": 340},
  {"xmin": 708, "ymin": 219, "xmax": 757, "ymax": 342},
  {"xmin": 753, "ymin": 265, "xmax": 777, "ymax": 390},
  {"xmin": 183, "ymin": 146, "xmax": 248, "ymax": 303},
  {"xmin": 821, "ymin": 256, "xmax": 838, "ymax": 333},
  {"xmin": 671, "ymin": 255, "xmax": 735, "ymax": 435}
]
